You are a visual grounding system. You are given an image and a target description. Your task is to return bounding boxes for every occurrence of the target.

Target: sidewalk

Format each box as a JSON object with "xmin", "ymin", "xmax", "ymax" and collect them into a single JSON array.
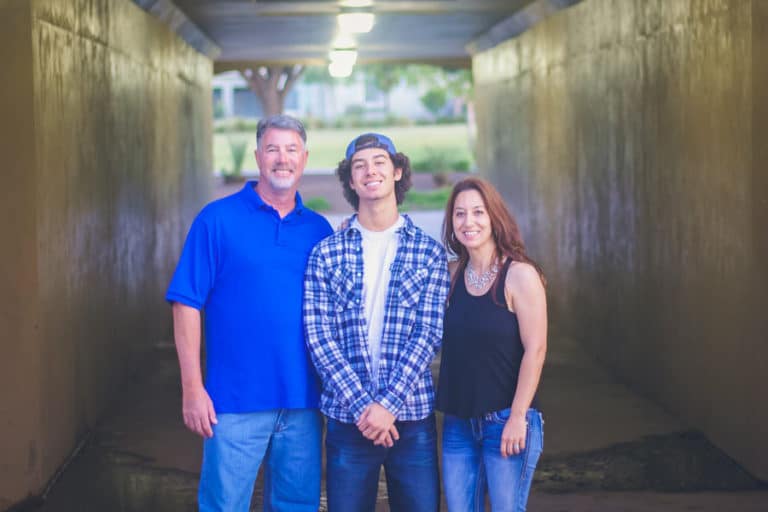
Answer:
[{"xmin": 30, "ymin": 328, "xmax": 767, "ymax": 511}]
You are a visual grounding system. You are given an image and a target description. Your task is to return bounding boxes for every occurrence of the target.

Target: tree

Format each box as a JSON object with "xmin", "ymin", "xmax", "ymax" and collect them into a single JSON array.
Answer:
[
  {"xmin": 357, "ymin": 64, "xmax": 473, "ymax": 116},
  {"xmin": 359, "ymin": 63, "xmax": 409, "ymax": 113},
  {"xmin": 420, "ymin": 87, "xmax": 448, "ymax": 118},
  {"xmin": 237, "ymin": 65, "xmax": 304, "ymax": 117}
]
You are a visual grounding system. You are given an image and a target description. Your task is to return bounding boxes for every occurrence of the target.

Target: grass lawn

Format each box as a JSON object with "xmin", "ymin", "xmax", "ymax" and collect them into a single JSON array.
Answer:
[{"xmin": 214, "ymin": 123, "xmax": 474, "ymax": 174}]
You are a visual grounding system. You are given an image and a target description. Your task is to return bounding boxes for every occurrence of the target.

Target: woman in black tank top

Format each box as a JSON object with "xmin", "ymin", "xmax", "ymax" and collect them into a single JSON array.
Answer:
[{"xmin": 437, "ymin": 177, "xmax": 547, "ymax": 511}]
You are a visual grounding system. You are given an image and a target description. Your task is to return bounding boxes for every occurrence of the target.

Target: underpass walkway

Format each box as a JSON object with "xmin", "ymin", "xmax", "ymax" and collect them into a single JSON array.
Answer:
[{"xmin": 30, "ymin": 208, "xmax": 767, "ymax": 511}]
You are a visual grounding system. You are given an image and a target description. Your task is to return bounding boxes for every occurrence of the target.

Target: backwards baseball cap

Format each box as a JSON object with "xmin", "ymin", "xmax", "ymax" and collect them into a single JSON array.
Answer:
[{"xmin": 345, "ymin": 133, "xmax": 397, "ymax": 160}]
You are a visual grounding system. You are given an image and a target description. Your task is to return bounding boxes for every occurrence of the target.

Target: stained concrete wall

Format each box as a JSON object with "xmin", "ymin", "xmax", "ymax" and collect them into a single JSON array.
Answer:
[
  {"xmin": 0, "ymin": 0, "xmax": 212, "ymax": 506},
  {"xmin": 473, "ymin": 0, "xmax": 767, "ymax": 479}
]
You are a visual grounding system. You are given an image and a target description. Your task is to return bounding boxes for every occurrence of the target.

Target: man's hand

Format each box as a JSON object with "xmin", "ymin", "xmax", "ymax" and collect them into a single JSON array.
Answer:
[
  {"xmin": 182, "ymin": 385, "xmax": 218, "ymax": 438},
  {"xmin": 357, "ymin": 403, "xmax": 398, "ymax": 446}
]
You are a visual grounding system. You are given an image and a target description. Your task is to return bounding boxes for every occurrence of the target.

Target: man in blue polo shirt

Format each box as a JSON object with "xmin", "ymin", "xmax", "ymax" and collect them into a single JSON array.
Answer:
[{"xmin": 166, "ymin": 115, "xmax": 332, "ymax": 511}]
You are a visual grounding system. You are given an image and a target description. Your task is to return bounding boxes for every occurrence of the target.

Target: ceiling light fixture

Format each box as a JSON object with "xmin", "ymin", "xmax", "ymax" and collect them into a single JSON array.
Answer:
[
  {"xmin": 332, "ymin": 32, "xmax": 357, "ymax": 49},
  {"xmin": 337, "ymin": 12, "xmax": 375, "ymax": 33},
  {"xmin": 328, "ymin": 60, "xmax": 354, "ymax": 78},
  {"xmin": 339, "ymin": 0, "xmax": 374, "ymax": 7},
  {"xmin": 329, "ymin": 49, "xmax": 358, "ymax": 66}
]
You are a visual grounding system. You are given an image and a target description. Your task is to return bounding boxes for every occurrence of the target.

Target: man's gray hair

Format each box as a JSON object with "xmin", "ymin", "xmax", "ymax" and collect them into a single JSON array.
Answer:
[{"xmin": 256, "ymin": 114, "xmax": 307, "ymax": 148}]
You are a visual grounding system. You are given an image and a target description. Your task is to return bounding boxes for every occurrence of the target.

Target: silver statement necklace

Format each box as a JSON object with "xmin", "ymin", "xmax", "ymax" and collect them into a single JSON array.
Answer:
[{"xmin": 466, "ymin": 261, "xmax": 499, "ymax": 290}]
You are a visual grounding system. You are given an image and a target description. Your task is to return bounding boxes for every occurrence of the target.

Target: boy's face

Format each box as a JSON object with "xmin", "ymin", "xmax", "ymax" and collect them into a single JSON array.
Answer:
[{"xmin": 348, "ymin": 148, "xmax": 402, "ymax": 206}]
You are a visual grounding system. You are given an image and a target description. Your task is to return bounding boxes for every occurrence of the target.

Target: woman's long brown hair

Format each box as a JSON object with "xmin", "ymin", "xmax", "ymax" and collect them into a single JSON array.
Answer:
[{"xmin": 442, "ymin": 176, "xmax": 546, "ymax": 304}]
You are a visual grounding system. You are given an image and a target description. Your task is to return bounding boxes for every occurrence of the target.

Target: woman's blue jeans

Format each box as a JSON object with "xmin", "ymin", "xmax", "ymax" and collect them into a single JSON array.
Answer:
[
  {"xmin": 198, "ymin": 409, "xmax": 321, "ymax": 512},
  {"xmin": 325, "ymin": 414, "xmax": 440, "ymax": 512},
  {"xmin": 442, "ymin": 408, "xmax": 544, "ymax": 512}
]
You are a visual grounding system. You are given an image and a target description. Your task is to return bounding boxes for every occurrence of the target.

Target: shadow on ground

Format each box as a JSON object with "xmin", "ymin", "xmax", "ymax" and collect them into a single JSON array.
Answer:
[
  {"xmin": 17, "ymin": 343, "xmax": 766, "ymax": 512},
  {"xmin": 536, "ymin": 430, "xmax": 762, "ymax": 493}
]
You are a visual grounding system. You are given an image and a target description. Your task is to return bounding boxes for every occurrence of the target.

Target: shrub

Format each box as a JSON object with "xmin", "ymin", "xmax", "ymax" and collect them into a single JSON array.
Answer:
[
  {"xmin": 412, "ymin": 146, "xmax": 473, "ymax": 173},
  {"xmin": 452, "ymin": 158, "xmax": 471, "ymax": 172},
  {"xmin": 225, "ymin": 137, "xmax": 248, "ymax": 177},
  {"xmin": 400, "ymin": 187, "xmax": 452, "ymax": 211},
  {"xmin": 303, "ymin": 196, "xmax": 331, "ymax": 212}
]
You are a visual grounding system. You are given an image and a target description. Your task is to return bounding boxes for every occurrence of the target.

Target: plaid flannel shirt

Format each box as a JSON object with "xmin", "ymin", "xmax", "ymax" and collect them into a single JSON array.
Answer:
[{"xmin": 304, "ymin": 214, "xmax": 449, "ymax": 423}]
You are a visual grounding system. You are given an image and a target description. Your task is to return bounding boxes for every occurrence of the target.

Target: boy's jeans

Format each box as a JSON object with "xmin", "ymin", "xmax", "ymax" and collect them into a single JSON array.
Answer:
[{"xmin": 325, "ymin": 413, "xmax": 440, "ymax": 512}]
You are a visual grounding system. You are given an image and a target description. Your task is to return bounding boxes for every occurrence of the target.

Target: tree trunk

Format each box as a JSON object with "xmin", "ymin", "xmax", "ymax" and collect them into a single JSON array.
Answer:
[{"xmin": 239, "ymin": 65, "xmax": 304, "ymax": 117}]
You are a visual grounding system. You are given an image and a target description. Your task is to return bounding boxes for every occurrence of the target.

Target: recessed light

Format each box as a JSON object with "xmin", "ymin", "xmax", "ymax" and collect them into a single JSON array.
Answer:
[
  {"xmin": 339, "ymin": 0, "xmax": 374, "ymax": 7},
  {"xmin": 328, "ymin": 61, "xmax": 354, "ymax": 78},
  {"xmin": 337, "ymin": 12, "xmax": 375, "ymax": 33}
]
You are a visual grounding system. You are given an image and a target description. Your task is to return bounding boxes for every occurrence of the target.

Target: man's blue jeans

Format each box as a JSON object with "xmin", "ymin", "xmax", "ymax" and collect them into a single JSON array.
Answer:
[
  {"xmin": 325, "ymin": 414, "xmax": 440, "ymax": 512},
  {"xmin": 198, "ymin": 409, "xmax": 321, "ymax": 512},
  {"xmin": 442, "ymin": 408, "xmax": 544, "ymax": 512}
]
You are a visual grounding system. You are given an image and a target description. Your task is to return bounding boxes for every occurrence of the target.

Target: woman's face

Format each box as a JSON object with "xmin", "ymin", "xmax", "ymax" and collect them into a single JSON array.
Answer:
[{"xmin": 452, "ymin": 189, "xmax": 494, "ymax": 251}]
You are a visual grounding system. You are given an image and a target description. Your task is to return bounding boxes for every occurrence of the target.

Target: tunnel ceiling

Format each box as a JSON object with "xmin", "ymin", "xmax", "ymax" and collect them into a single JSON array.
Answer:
[{"xmin": 169, "ymin": 0, "xmax": 536, "ymax": 68}]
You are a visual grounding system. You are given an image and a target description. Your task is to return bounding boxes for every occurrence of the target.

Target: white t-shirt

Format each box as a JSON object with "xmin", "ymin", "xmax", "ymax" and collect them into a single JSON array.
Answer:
[{"xmin": 352, "ymin": 215, "xmax": 404, "ymax": 380}]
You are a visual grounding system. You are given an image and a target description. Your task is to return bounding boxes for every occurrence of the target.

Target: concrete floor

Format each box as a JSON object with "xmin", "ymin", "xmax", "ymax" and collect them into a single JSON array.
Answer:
[
  {"xmin": 21, "ymin": 178, "xmax": 768, "ymax": 511},
  {"xmin": 28, "ymin": 331, "xmax": 768, "ymax": 511}
]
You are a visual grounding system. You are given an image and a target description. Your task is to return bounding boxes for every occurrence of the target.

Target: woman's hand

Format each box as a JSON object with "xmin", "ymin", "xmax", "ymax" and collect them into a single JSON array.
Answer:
[{"xmin": 500, "ymin": 413, "xmax": 527, "ymax": 457}]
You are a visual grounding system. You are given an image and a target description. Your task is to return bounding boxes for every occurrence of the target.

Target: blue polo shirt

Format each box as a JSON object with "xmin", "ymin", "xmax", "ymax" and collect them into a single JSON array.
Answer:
[{"xmin": 166, "ymin": 181, "xmax": 333, "ymax": 413}]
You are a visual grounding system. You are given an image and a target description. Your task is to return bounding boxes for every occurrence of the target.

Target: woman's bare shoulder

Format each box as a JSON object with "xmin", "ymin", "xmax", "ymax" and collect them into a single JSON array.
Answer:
[{"xmin": 504, "ymin": 261, "xmax": 544, "ymax": 292}]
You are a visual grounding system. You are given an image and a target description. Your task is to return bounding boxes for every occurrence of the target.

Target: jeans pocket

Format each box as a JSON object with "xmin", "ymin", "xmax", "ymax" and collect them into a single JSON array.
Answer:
[{"xmin": 489, "ymin": 408, "xmax": 511, "ymax": 425}]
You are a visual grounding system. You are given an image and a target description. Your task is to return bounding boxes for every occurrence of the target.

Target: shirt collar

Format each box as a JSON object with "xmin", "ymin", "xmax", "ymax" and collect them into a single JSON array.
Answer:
[
  {"xmin": 343, "ymin": 213, "xmax": 416, "ymax": 238},
  {"xmin": 240, "ymin": 180, "xmax": 305, "ymax": 215}
]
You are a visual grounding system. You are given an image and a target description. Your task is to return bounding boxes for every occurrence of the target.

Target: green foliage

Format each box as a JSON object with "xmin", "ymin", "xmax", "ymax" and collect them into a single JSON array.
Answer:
[
  {"xmin": 420, "ymin": 88, "xmax": 448, "ymax": 117},
  {"xmin": 303, "ymin": 196, "xmax": 332, "ymax": 212},
  {"xmin": 302, "ymin": 65, "xmax": 356, "ymax": 86},
  {"xmin": 362, "ymin": 63, "xmax": 405, "ymax": 93},
  {"xmin": 411, "ymin": 146, "xmax": 471, "ymax": 173},
  {"xmin": 214, "ymin": 124, "xmax": 473, "ymax": 173},
  {"xmin": 301, "ymin": 65, "xmax": 334, "ymax": 84},
  {"xmin": 225, "ymin": 137, "xmax": 248, "ymax": 177},
  {"xmin": 304, "ymin": 113, "xmax": 413, "ymax": 130},
  {"xmin": 399, "ymin": 187, "xmax": 452, "ymax": 211},
  {"xmin": 215, "ymin": 118, "xmax": 258, "ymax": 134},
  {"xmin": 213, "ymin": 100, "xmax": 225, "ymax": 120}
]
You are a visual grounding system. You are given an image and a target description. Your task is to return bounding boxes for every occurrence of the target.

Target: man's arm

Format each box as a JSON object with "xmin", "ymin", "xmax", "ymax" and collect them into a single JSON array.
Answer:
[
  {"xmin": 303, "ymin": 248, "xmax": 373, "ymax": 421},
  {"xmin": 172, "ymin": 302, "xmax": 217, "ymax": 438}
]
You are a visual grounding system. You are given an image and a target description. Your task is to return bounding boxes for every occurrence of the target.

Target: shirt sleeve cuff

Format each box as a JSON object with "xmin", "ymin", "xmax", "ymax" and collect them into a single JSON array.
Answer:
[
  {"xmin": 165, "ymin": 292, "xmax": 203, "ymax": 309},
  {"xmin": 375, "ymin": 389, "xmax": 404, "ymax": 417},
  {"xmin": 350, "ymin": 393, "xmax": 374, "ymax": 422}
]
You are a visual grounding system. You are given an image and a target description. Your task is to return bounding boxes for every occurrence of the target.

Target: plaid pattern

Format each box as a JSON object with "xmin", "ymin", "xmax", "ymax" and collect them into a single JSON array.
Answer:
[{"xmin": 304, "ymin": 214, "xmax": 449, "ymax": 423}]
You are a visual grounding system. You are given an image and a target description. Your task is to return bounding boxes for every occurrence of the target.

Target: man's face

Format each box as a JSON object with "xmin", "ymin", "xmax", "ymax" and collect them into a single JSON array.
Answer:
[
  {"xmin": 348, "ymin": 148, "xmax": 402, "ymax": 206},
  {"xmin": 255, "ymin": 128, "xmax": 308, "ymax": 193}
]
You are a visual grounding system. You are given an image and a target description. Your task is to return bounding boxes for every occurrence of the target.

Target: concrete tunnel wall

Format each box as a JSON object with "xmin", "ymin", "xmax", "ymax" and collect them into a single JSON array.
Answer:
[
  {"xmin": 0, "ymin": 0, "xmax": 212, "ymax": 506},
  {"xmin": 472, "ymin": 0, "xmax": 767, "ymax": 479}
]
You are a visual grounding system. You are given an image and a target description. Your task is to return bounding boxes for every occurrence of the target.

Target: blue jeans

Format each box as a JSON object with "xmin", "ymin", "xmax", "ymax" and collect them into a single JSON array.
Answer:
[
  {"xmin": 198, "ymin": 409, "xmax": 321, "ymax": 512},
  {"xmin": 442, "ymin": 408, "xmax": 544, "ymax": 512},
  {"xmin": 325, "ymin": 414, "xmax": 440, "ymax": 512}
]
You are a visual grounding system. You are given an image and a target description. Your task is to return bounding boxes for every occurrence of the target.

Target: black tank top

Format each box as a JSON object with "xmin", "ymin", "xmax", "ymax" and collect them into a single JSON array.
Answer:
[{"xmin": 436, "ymin": 258, "xmax": 539, "ymax": 418}]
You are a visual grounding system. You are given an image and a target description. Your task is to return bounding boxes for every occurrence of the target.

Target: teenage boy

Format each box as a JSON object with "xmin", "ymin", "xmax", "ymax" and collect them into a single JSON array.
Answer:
[{"xmin": 303, "ymin": 133, "xmax": 449, "ymax": 512}]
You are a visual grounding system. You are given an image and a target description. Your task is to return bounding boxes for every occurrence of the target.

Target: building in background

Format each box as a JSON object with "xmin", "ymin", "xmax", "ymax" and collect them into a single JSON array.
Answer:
[{"xmin": 212, "ymin": 70, "xmax": 461, "ymax": 123}]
